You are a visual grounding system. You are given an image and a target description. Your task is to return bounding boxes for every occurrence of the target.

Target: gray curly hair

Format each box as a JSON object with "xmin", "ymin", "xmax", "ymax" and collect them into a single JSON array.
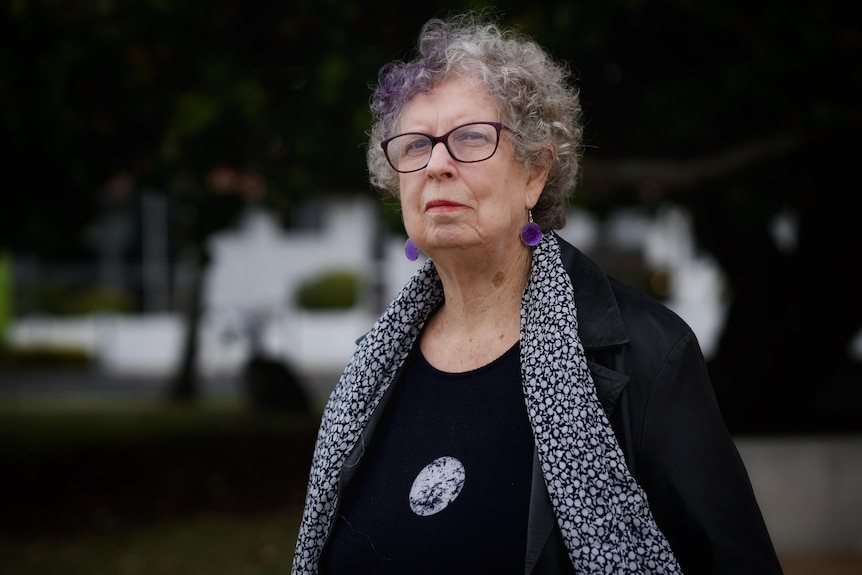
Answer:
[{"xmin": 366, "ymin": 11, "xmax": 583, "ymax": 230}]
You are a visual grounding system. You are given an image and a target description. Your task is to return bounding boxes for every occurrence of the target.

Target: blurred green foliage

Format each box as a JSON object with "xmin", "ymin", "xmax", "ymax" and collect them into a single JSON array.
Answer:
[
  {"xmin": 29, "ymin": 284, "xmax": 134, "ymax": 316},
  {"xmin": 294, "ymin": 269, "xmax": 360, "ymax": 310},
  {"xmin": 0, "ymin": 343, "xmax": 92, "ymax": 369},
  {"xmin": 2, "ymin": 0, "xmax": 857, "ymax": 259},
  {"xmin": 0, "ymin": 399, "xmax": 314, "ymax": 455}
]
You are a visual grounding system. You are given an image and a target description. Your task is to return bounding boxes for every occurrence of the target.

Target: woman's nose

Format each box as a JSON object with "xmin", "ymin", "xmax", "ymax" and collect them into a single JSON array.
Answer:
[{"xmin": 424, "ymin": 141, "xmax": 456, "ymax": 175}]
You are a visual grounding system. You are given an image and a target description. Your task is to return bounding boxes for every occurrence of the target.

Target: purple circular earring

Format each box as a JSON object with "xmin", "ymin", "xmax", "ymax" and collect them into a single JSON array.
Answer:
[
  {"xmin": 405, "ymin": 238, "xmax": 420, "ymax": 261},
  {"xmin": 520, "ymin": 211, "xmax": 542, "ymax": 247}
]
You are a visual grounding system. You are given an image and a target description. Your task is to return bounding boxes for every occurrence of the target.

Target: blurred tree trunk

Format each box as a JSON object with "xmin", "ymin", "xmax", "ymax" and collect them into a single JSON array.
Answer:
[
  {"xmin": 166, "ymin": 248, "xmax": 206, "ymax": 401},
  {"xmin": 164, "ymin": 187, "xmax": 245, "ymax": 403}
]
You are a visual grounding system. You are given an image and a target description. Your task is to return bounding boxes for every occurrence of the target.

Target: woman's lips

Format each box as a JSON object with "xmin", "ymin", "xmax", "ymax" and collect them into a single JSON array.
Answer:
[{"xmin": 425, "ymin": 199, "xmax": 465, "ymax": 212}]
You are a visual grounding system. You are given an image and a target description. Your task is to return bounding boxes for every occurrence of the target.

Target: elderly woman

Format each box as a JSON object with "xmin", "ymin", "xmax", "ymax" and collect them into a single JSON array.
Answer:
[{"xmin": 292, "ymin": 11, "xmax": 783, "ymax": 575}]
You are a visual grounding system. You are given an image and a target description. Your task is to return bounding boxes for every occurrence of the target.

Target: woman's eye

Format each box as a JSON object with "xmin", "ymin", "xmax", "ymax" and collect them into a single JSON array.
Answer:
[
  {"xmin": 403, "ymin": 137, "xmax": 430, "ymax": 154},
  {"xmin": 454, "ymin": 129, "xmax": 491, "ymax": 145}
]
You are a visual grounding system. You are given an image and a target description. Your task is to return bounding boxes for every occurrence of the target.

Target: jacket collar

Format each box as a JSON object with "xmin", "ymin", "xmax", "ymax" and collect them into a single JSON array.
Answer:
[
  {"xmin": 554, "ymin": 232, "xmax": 629, "ymax": 351},
  {"xmin": 553, "ymin": 232, "xmax": 631, "ymax": 418}
]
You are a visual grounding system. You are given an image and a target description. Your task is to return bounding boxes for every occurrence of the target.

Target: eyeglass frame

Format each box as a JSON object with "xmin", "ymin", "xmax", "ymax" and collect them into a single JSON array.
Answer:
[{"xmin": 380, "ymin": 121, "xmax": 514, "ymax": 173}]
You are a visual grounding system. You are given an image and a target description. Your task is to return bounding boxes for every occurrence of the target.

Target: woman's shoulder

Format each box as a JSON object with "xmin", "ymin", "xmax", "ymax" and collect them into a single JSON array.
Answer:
[
  {"xmin": 608, "ymin": 275, "xmax": 693, "ymax": 342},
  {"xmin": 555, "ymin": 233, "xmax": 695, "ymax": 350}
]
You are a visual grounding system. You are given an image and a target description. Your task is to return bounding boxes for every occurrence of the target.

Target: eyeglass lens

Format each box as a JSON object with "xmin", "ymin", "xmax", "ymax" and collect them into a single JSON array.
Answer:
[{"xmin": 384, "ymin": 122, "xmax": 501, "ymax": 173}]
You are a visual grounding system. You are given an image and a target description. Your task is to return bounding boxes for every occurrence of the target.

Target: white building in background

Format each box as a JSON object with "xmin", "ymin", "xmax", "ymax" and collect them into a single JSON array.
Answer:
[
  {"xmin": 198, "ymin": 195, "xmax": 423, "ymax": 377},
  {"xmin": 10, "ymin": 196, "xmax": 732, "ymax": 381},
  {"xmin": 9, "ymin": 195, "xmax": 426, "ymax": 380}
]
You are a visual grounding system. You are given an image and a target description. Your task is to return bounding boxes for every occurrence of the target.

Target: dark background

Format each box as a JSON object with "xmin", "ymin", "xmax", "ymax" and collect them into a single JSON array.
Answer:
[{"xmin": 2, "ymin": 0, "xmax": 860, "ymax": 433}]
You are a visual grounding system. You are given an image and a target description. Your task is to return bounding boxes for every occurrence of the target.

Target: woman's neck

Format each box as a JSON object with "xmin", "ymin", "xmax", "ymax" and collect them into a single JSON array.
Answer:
[{"xmin": 419, "ymin": 244, "xmax": 532, "ymax": 372}]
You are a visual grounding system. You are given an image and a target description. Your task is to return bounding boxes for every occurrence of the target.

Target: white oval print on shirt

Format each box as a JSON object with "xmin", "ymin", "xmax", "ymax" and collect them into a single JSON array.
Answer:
[{"xmin": 408, "ymin": 456, "xmax": 466, "ymax": 516}]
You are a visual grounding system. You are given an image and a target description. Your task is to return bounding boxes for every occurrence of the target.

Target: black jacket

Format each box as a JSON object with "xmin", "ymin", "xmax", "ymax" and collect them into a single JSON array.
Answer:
[{"xmin": 526, "ymin": 236, "xmax": 783, "ymax": 574}]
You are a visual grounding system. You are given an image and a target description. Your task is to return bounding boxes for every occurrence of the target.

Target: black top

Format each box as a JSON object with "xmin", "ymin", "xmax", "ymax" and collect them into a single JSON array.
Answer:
[{"xmin": 320, "ymin": 342, "xmax": 535, "ymax": 574}]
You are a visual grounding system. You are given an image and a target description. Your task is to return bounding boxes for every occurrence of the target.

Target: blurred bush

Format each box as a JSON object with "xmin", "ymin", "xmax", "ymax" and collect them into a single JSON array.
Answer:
[
  {"xmin": 294, "ymin": 269, "xmax": 360, "ymax": 310},
  {"xmin": 0, "ymin": 343, "xmax": 92, "ymax": 369},
  {"xmin": 31, "ymin": 284, "xmax": 134, "ymax": 316}
]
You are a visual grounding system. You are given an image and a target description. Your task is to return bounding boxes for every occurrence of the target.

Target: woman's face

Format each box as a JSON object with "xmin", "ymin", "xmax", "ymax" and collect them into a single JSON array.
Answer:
[{"xmin": 396, "ymin": 76, "xmax": 546, "ymax": 258}]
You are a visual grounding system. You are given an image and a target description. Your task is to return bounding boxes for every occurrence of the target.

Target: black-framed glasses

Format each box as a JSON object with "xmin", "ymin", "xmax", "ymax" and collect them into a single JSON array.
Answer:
[{"xmin": 380, "ymin": 121, "xmax": 512, "ymax": 173}]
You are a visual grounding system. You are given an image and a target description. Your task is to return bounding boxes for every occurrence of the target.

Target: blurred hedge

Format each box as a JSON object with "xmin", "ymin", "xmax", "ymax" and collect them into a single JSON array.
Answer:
[
  {"xmin": 294, "ymin": 269, "xmax": 360, "ymax": 310},
  {"xmin": 0, "ymin": 344, "xmax": 92, "ymax": 369}
]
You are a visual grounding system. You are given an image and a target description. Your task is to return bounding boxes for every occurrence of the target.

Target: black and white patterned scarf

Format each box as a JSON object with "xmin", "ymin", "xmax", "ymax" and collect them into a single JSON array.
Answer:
[{"xmin": 291, "ymin": 233, "xmax": 682, "ymax": 574}]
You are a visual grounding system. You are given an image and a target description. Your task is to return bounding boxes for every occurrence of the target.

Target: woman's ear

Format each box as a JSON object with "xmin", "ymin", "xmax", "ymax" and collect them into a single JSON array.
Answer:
[{"xmin": 525, "ymin": 148, "xmax": 554, "ymax": 209}]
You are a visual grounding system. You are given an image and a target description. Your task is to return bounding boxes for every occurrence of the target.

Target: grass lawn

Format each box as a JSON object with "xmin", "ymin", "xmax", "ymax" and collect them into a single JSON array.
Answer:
[
  {"xmin": 4, "ymin": 398, "xmax": 860, "ymax": 575},
  {"xmin": 0, "ymin": 397, "xmax": 318, "ymax": 574},
  {"xmin": 0, "ymin": 509, "xmax": 304, "ymax": 575}
]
